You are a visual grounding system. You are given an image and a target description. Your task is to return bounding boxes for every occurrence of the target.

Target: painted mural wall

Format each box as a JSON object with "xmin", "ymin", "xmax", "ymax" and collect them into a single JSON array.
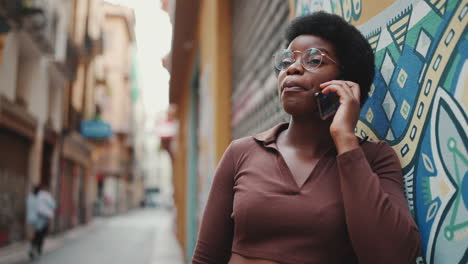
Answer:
[{"xmin": 293, "ymin": 0, "xmax": 467, "ymax": 263}]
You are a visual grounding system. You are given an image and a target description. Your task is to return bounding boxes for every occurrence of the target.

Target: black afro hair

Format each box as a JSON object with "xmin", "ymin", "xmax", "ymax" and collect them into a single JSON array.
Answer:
[{"xmin": 285, "ymin": 11, "xmax": 375, "ymax": 105}]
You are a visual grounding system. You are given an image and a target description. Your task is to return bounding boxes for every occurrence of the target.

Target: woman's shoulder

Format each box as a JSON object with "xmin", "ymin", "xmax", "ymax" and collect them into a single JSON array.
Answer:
[
  {"xmin": 229, "ymin": 135, "xmax": 258, "ymax": 152},
  {"xmin": 230, "ymin": 123, "xmax": 287, "ymax": 151}
]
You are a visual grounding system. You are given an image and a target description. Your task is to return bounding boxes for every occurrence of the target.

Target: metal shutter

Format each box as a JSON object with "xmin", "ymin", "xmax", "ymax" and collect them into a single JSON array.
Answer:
[{"xmin": 231, "ymin": 0, "xmax": 290, "ymax": 139}]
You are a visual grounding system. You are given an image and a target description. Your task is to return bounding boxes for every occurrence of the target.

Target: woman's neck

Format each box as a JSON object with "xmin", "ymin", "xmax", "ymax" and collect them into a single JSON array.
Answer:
[{"xmin": 281, "ymin": 115, "xmax": 335, "ymax": 156}]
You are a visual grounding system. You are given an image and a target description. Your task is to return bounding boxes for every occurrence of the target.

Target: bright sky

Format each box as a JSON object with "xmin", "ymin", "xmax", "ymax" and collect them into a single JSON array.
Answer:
[{"xmin": 104, "ymin": 0, "xmax": 172, "ymax": 118}]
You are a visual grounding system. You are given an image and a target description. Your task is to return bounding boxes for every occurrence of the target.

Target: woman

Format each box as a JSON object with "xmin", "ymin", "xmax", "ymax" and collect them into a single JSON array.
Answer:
[{"xmin": 192, "ymin": 12, "xmax": 421, "ymax": 264}]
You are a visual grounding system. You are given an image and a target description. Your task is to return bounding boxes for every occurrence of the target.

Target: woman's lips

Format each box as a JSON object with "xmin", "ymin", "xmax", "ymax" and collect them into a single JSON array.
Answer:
[{"xmin": 283, "ymin": 86, "xmax": 307, "ymax": 93}]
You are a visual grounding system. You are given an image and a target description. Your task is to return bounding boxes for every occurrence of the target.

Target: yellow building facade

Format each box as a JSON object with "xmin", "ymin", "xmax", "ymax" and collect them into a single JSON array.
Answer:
[{"xmin": 169, "ymin": 0, "xmax": 232, "ymax": 259}]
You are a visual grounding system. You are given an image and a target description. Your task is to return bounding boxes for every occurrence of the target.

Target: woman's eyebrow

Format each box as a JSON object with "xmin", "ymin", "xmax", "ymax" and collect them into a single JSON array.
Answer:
[{"xmin": 316, "ymin": 47, "xmax": 330, "ymax": 54}]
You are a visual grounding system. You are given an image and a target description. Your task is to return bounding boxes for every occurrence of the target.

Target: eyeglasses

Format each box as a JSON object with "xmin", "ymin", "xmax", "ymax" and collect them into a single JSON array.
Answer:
[{"xmin": 273, "ymin": 48, "xmax": 339, "ymax": 72}]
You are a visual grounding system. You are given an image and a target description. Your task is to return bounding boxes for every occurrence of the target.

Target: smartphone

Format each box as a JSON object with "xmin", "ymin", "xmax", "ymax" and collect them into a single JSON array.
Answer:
[{"xmin": 315, "ymin": 92, "xmax": 340, "ymax": 120}]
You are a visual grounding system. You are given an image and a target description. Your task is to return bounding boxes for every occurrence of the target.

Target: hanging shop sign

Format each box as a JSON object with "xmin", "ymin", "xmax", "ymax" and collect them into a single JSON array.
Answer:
[{"xmin": 80, "ymin": 119, "xmax": 112, "ymax": 139}]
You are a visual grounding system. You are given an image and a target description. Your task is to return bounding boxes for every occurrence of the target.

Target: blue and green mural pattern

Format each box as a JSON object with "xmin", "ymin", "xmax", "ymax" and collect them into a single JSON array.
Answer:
[{"xmin": 294, "ymin": 0, "xmax": 467, "ymax": 263}]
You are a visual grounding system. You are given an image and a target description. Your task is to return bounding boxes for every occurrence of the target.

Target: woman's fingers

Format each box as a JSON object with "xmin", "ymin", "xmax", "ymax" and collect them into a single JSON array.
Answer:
[
  {"xmin": 321, "ymin": 82, "xmax": 353, "ymax": 101},
  {"xmin": 322, "ymin": 85, "xmax": 353, "ymax": 103},
  {"xmin": 320, "ymin": 80, "xmax": 360, "ymax": 105},
  {"xmin": 344, "ymin": 81, "xmax": 361, "ymax": 101}
]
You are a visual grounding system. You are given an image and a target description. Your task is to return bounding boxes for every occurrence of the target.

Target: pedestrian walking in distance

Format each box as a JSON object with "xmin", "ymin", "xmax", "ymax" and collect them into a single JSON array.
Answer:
[
  {"xmin": 26, "ymin": 184, "xmax": 56, "ymax": 260},
  {"xmin": 26, "ymin": 185, "xmax": 40, "ymax": 260},
  {"xmin": 192, "ymin": 11, "xmax": 422, "ymax": 264}
]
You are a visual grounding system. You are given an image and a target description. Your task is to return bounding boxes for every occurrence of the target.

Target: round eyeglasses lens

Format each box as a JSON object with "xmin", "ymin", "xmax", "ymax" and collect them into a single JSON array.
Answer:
[
  {"xmin": 302, "ymin": 48, "xmax": 323, "ymax": 71},
  {"xmin": 274, "ymin": 50, "xmax": 294, "ymax": 71}
]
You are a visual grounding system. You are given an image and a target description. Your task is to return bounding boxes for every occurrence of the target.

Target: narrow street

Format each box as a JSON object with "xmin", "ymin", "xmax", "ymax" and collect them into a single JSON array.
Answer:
[{"xmin": 18, "ymin": 209, "xmax": 184, "ymax": 264}]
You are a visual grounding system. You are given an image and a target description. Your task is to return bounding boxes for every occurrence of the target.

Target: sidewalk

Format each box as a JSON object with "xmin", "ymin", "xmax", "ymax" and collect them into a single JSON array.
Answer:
[
  {"xmin": 0, "ymin": 218, "xmax": 104, "ymax": 264},
  {"xmin": 0, "ymin": 209, "xmax": 186, "ymax": 264},
  {"xmin": 150, "ymin": 208, "xmax": 185, "ymax": 264}
]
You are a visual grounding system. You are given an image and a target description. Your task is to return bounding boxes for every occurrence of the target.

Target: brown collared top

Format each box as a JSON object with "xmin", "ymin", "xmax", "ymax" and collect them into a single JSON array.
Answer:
[{"xmin": 193, "ymin": 123, "xmax": 421, "ymax": 264}]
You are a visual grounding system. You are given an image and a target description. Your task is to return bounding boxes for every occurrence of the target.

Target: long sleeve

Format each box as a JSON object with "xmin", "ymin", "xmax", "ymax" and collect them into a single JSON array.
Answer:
[
  {"xmin": 192, "ymin": 142, "xmax": 236, "ymax": 264},
  {"xmin": 337, "ymin": 141, "xmax": 422, "ymax": 264}
]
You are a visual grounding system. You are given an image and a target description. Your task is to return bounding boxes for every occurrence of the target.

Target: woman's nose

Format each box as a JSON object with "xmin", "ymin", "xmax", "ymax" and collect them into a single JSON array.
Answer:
[{"xmin": 286, "ymin": 59, "xmax": 304, "ymax": 75}]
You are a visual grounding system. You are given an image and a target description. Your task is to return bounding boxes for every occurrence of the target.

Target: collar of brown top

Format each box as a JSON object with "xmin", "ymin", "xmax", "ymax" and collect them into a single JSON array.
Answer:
[
  {"xmin": 253, "ymin": 122, "xmax": 369, "ymax": 146},
  {"xmin": 253, "ymin": 123, "xmax": 289, "ymax": 145}
]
